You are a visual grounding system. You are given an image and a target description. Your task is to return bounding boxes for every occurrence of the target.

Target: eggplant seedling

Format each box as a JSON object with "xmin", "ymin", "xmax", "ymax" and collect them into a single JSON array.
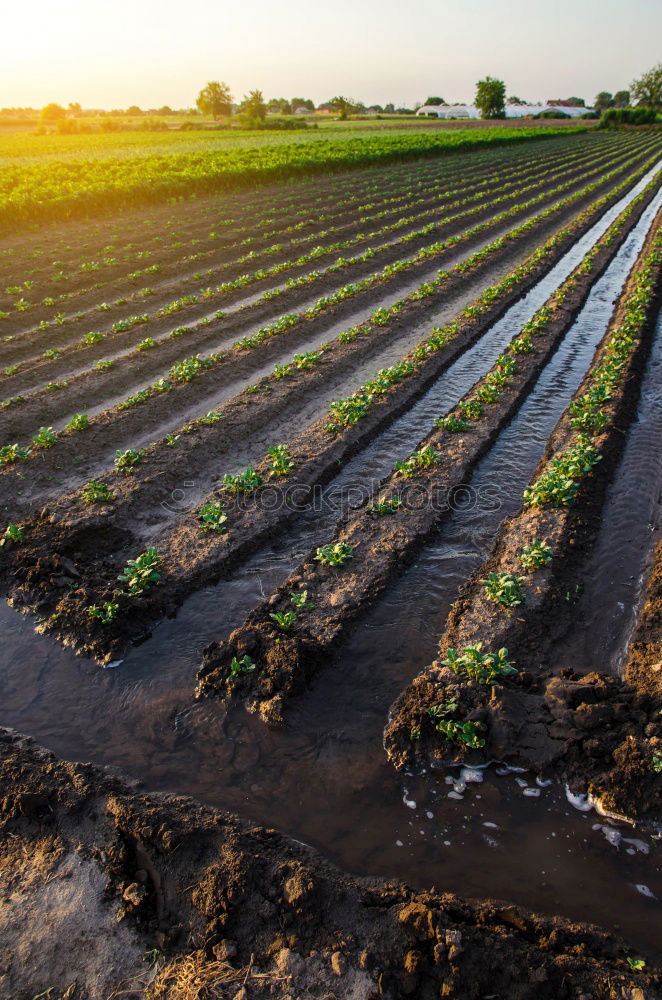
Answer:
[
  {"xmin": 198, "ymin": 500, "xmax": 227, "ymax": 533},
  {"xmin": 81, "ymin": 480, "xmax": 114, "ymax": 504},
  {"xmin": 0, "ymin": 522, "xmax": 25, "ymax": 547},
  {"xmin": 483, "ymin": 572, "xmax": 526, "ymax": 608},
  {"xmin": 88, "ymin": 602, "xmax": 119, "ymax": 624},
  {"xmin": 266, "ymin": 444, "xmax": 295, "ymax": 477},
  {"xmin": 229, "ymin": 654, "xmax": 257, "ymax": 676},
  {"xmin": 270, "ymin": 610, "xmax": 296, "ymax": 630},
  {"xmin": 519, "ymin": 540, "xmax": 553, "ymax": 570},
  {"xmin": 290, "ymin": 590, "xmax": 314, "ymax": 610}
]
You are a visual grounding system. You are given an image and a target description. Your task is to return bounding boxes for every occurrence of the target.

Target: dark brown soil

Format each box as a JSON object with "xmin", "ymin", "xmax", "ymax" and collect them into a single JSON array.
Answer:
[
  {"xmin": 195, "ymin": 188, "xmax": 657, "ymax": 723},
  {"xmin": 6, "ymin": 168, "xmax": 658, "ymax": 668},
  {"xmin": 383, "ymin": 208, "xmax": 662, "ymax": 824},
  {"xmin": 1, "ymin": 728, "xmax": 659, "ymax": 1000}
]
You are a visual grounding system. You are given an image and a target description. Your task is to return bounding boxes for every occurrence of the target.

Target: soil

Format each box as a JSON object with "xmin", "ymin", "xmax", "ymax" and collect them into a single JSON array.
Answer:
[
  {"xmin": 383, "ymin": 207, "xmax": 662, "ymax": 824},
  {"xmin": 194, "ymin": 188, "xmax": 658, "ymax": 723},
  {"xmin": 1, "ymin": 728, "xmax": 659, "ymax": 1000},
  {"xmin": 5, "ymin": 167, "xmax": 659, "ymax": 667}
]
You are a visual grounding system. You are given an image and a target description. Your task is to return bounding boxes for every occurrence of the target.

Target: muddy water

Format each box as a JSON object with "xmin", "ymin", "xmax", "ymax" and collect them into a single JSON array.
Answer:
[
  {"xmin": 558, "ymin": 307, "xmax": 662, "ymax": 675},
  {"xmin": 1, "ymin": 182, "xmax": 662, "ymax": 957}
]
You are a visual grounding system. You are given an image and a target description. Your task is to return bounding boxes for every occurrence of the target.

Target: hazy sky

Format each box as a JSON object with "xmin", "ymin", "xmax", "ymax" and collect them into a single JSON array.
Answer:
[{"xmin": 2, "ymin": 0, "xmax": 660, "ymax": 109}]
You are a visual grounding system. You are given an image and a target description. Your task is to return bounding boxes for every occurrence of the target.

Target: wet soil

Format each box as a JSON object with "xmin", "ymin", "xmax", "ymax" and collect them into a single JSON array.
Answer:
[{"xmin": 1, "ymin": 728, "xmax": 659, "ymax": 1000}]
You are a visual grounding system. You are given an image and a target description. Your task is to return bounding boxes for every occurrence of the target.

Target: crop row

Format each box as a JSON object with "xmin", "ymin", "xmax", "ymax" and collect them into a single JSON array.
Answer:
[
  {"xmin": 3, "ymin": 165, "xmax": 659, "ymax": 665},
  {"xmin": 194, "ymin": 180, "xmax": 659, "ymax": 719},
  {"xmin": 0, "ymin": 125, "xmax": 586, "ymax": 232},
  {"xmin": 2, "ymin": 135, "xmax": 628, "ymax": 387},
  {"xmin": 1, "ymin": 134, "xmax": 599, "ymax": 314},
  {"xmin": 383, "ymin": 210, "xmax": 662, "ymax": 780},
  {"xmin": 2, "ymin": 148, "xmax": 655, "ymax": 479}
]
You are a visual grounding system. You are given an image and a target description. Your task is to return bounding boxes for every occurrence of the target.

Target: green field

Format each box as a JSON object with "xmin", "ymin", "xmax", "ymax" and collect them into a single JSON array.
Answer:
[{"xmin": 0, "ymin": 123, "xmax": 585, "ymax": 233}]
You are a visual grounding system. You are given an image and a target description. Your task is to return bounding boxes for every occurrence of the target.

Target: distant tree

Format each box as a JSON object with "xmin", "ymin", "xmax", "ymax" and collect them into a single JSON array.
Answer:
[
  {"xmin": 329, "ymin": 96, "xmax": 356, "ymax": 119},
  {"xmin": 291, "ymin": 97, "xmax": 315, "ymax": 111},
  {"xmin": 126, "ymin": 105, "xmax": 143, "ymax": 116},
  {"xmin": 594, "ymin": 91, "xmax": 614, "ymax": 111},
  {"xmin": 507, "ymin": 95, "xmax": 525, "ymax": 105},
  {"xmin": 568, "ymin": 96, "xmax": 585, "ymax": 107},
  {"xmin": 613, "ymin": 90, "xmax": 630, "ymax": 108},
  {"xmin": 41, "ymin": 102, "xmax": 66, "ymax": 121},
  {"xmin": 157, "ymin": 105, "xmax": 173, "ymax": 115},
  {"xmin": 384, "ymin": 102, "xmax": 395, "ymax": 114},
  {"xmin": 475, "ymin": 77, "xmax": 506, "ymax": 118},
  {"xmin": 196, "ymin": 81, "xmax": 233, "ymax": 120},
  {"xmin": 425, "ymin": 96, "xmax": 446, "ymax": 106},
  {"xmin": 631, "ymin": 63, "xmax": 662, "ymax": 110},
  {"xmin": 67, "ymin": 101, "xmax": 82, "ymax": 116},
  {"xmin": 267, "ymin": 98, "xmax": 292, "ymax": 114},
  {"xmin": 238, "ymin": 89, "xmax": 267, "ymax": 125}
]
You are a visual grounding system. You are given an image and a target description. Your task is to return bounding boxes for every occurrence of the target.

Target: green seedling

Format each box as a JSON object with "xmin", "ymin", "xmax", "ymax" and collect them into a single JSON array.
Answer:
[
  {"xmin": 519, "ymin": 540, "xmax": 553, "ymax": 570},
  {"xmin": 0, "ymin": 443, "xmax": 31, "ymax": 465},
  {"xmin": 229, "ymin": 654, "xmax": 256, "ymax": 676},
  {"xmin": 290, "ymin": 589, "xmax": 314, "ymax": 610},
  {"xmin": 88, "ymin": 602, "xmax": 119, "ymax": 624},
  {"xmin": 0, "ymin": 523, "xmax": 25, "ymax": 547},
  {"xmin": 483, "ymin": 572, "xmax": 526, "ymax": 607},
  {"xmin": 269, "ymin": 610, "xmax": 296, "ymax": 630},
  {"xmin": 428, "ymin": 701, "xmax": 485, "ymax": 749},
  {"xmin": 266, "ymin": 444, "xmax": 295, "ymax": 477},
  {"xmin": 395, "ymin": 445, "xmax": 440, "ymax": 478},
  {"xmin": 436, "ymin": 414, "xmax": 471, "ymax": 433},
  {"xmin": 367, "ymin": 496, "xmax": 402, "ymax": 516},
  {"xmin": 81, "ymin": 480, "xmax": 114, "ymax": 504},
  {"xmin": 198, "ymin": 500, "xmax": 227, "ymax": 533},
  {"xmin": 117, "ymin": 548, "xmax": 160, "ymax": 595},
  {"xmin": 65, "ymin": 413, "xmax": 89, "ymax": 432},
  {"xmin": 115, "ymin": 448, "xmax": 145, "ymax": 471},
  {"xmin": 222, "ymin": 468, "xmax": 263, "ymax": 493},
  {"xmin": 442, "ymin": 643, "xmax": 516, "ymax": 683},
  {"xmin": 315, "ymin": 542, "xmax": 354, "ymax": 566},
  {"xmin": 32, "ymin": 426, "xmax": 57, "ymax": 448}
]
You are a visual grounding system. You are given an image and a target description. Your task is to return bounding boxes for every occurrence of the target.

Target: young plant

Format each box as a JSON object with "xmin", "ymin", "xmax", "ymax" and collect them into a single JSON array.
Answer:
[
  {"xmin": 441, "ymin": 643, "xmax": 516, "ymax": 683},
  {"xmin": 290, "ymin": 589, "xmax": 314, "ymax": 610},
  {"xmin": 428, "ymin": 701, "xmax": 485, "ymax": 749},
  {"xmin": 0, "ymin": 522, "xmax": 25, "ymax": 547},
  {"xmin": 136, "ymin": 337, "xmax": 156, "ymax": 351},
  {"xmin": 266, "ymin": 444, "xmax": 295, "ymax": 477},
  {"xmin": 164, "ymin": 433, "xmax": 180, "ymax": 447},
  {"xmin": 222, "ymin": 468, "xmax": 263, "ymax": 493},
  {"xmin": 81, "ymin": 479, "xmax": 114, "ymax": 504},
  {"xmin": 436, "ymin": 414, "xmax": 471, "ymax": 433},
  {"xmin": 315, "ymin": 542, "xmax": 354, "ymax": 567},
  {"xmin": 88, "ymin": 601, "xmax": 119, "ymax": 624},
  {"xmin": 483, "ymin": 572, "xmax": 526, "ymax": 608},
  {"xmin": 115, "ymin": 448, "xmax": 145, "ymax": 471},
  {"xmin": 519, "ymin": 540, "xmax": 553, "ymax": 570},
  {"xmin": 269, "ymin": 610, "xmax": 296, "ymax": 630},
  {"xmin": 117, "ymin": 548, "xmax": 160, "ymax": 595},
  {"xmin": 32, "ymin": 426, "xmax": 57, "ymax": 448},
  {"xmin": 82, "ymin": 331, "xmax": 105, "ymax": 345},
  {"xmin": 395, "ymin": 445, "xmax": 440, "ymax": 478},
  {"xmin": 367, "ymin": 496, "xmax": 402, "ymax": 516},
  {"xmin": 198, "ymin": 500, "xmax": 227, "ymax": 533},
  {"xmin": 0, "ymin": 443, "xmax": 30, "ymax": 465},
  {"xmin": 65, "ymin": 413, "xmax": 89, "ymax": 432},
  {"xmin": 229, "ymin": 654, "xmax": 256, "ymax": 676}
]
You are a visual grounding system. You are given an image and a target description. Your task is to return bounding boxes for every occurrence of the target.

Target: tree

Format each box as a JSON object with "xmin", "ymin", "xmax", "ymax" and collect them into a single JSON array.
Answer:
[
  {"xmin": 507, "ymin": 95, "xmax": 525, "ymax": 105},
  {"xmin": 425, "ymin": 96, "xmax": 446, "ymax": 106},
  {"xmin": 238, "ymin": 89, "xmax": 267, "ymax": 125},
  {"xmin": 291, "ymin": 97, "xmax": 314, "ymax": 111},
  {"xmin": 475, "ymin": 77, "xmax": 506, "ymax": 119},
  {"xmin": 126, "ymin": 105, "xmax": 143, "ymax": 116},
  {"xmin": 41, "ymin": 102, "xmax": 66, "ymax": 121},
  {"xmin": 329, "ymin": 96, "xmax": 356, "ymax": 119},
  {"xmin": 594, "ymin": 91, "xmax": 614, "ymax": 111},
  {"xmin": 196, "ymin": 81, "xmax": 232, "ymax": 120},
  {"xmin": 613, "ymin": 90, "xmax": 630, "ymax": 109},
  {"xmin": 267, "ymin": 98, "xmax": 292, "ymax": 114},
  {"xmin": 631, "ymin": 63, "xmax": 662, "ymax": 111},
  {"xmin": 384, "ymin": 103, "xmax": 395, "ymax": 114},
  {"xmin": 67, "ymin": 101, "xmax": 82, "ymax": 116}
]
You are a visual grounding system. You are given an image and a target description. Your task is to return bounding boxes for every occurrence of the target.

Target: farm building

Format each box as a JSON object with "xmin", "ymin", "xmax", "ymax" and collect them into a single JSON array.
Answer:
[{"xmin": 416, "ymin": 103, "xmax": 590, "ymax": 119}]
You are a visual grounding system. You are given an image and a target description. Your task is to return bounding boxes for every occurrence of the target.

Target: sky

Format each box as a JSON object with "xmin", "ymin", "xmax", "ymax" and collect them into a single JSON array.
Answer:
[{"xmin": 1, "ymin": 0, "xmax": 660, "ymax": 110}]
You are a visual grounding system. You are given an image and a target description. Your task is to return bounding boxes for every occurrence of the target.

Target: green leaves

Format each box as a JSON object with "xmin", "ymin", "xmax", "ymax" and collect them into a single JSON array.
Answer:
[
  {"xmin": 315, "ymin": 542, "xmax": 354, "ymax": 567},
  {"xmin": 442, "ymin": 644, "xmax": 516, "ymax": 683},
  {"xmin": 483, "ymin": 572, "xmax": 526, "ymax": 608},
  {"xmin": 117, "ymin": 548, "xmax": 160, "ymax": 596}
]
